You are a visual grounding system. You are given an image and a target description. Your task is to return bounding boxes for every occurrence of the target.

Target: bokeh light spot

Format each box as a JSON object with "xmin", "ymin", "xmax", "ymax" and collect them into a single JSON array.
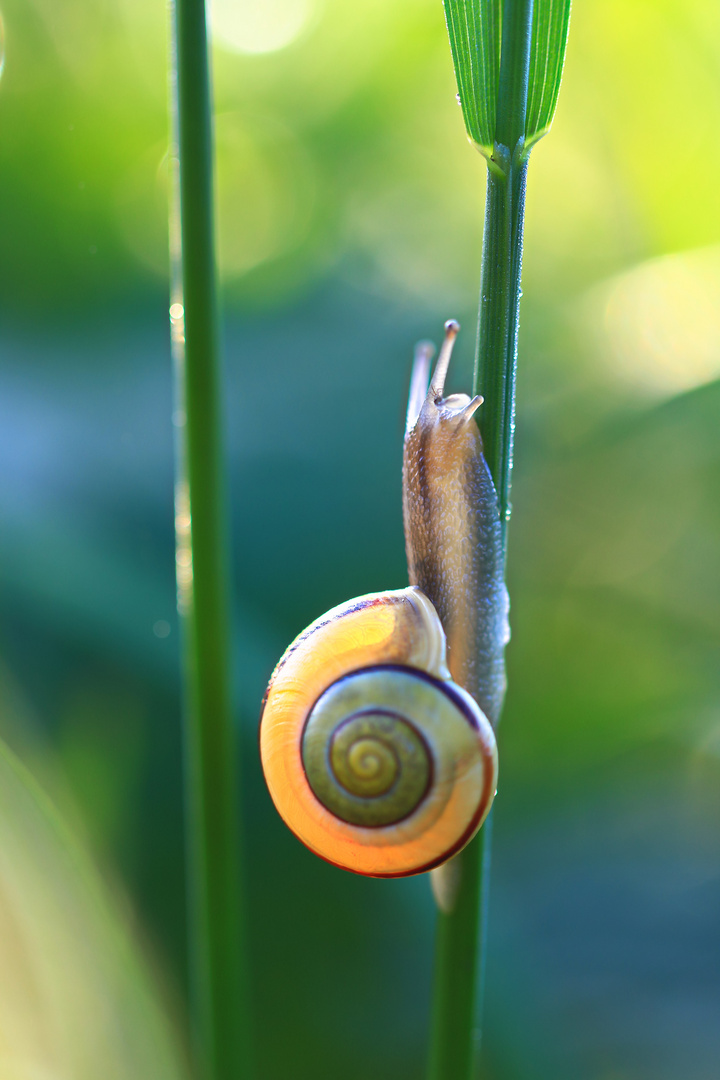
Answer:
[
  {"xmin": 595, "ymin": 246, "xmax": 720, "ymax": 398},
  {"xmin": 211, "ymin": 0, "xmax": 314, "ymax": 55}
]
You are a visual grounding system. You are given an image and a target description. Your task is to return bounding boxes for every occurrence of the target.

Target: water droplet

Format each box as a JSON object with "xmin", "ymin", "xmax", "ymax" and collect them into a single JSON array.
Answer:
[
  {"xmin": 456, "ymin": 93, "xmax": 461, "ymax": 105},
  {"xmin": 153, "ymin": 620, "xmax": 171, "ymax": 639},
  {"xmin": 0, "ymin": 13, "xmax": 5, "ymax": 80}
]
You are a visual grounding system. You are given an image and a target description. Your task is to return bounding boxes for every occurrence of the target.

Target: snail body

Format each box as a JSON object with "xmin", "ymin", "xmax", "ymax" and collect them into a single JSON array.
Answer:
[
  {"xmin": 260, "ymin": 322, "xmax": 507, "ymax": 878},
  {"xmin": 403, "ymin": 320, "xmax": 509, "ymax": 727}
]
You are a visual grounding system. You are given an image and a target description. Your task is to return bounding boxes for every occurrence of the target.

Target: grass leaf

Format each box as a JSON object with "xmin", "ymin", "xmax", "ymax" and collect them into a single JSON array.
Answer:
[
  {"xmin": 526, "ymin": 0, "xmax": 572, "ymax": 148},
  {"xmin": 0, "ymin": 738, "xmax": 188, "ymax": 1079},
  {"xmin": 442, "ymin": 0, "xmax": 571, "ymax": 154},
  {"xmin": 442, "ymin": 0, "xmax": 501, "ymax": 154}
]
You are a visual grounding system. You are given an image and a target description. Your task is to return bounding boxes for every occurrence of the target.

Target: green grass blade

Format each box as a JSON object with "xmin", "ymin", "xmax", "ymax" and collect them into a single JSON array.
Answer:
[
  {"xmin": 526, "ymin": 0, "xmax": 572, "ymax": 148},
  {"xmin": 442, "ymin": 0, "xmax": 571, "ymax": 156},
  {"xmin": 0, "ymin": 738, "xmax": 189, "ymax": 1079},
  {"xmin": 431, "ymin": 0, "xmax": 563, "ymax": 1076},
  {"xmin": 442, "ymin": 0, "xmax": 501, "ymax": 154},
  {"xmin": 169, "ymin": 2, "xmax": 253, "ymax": 1078}
]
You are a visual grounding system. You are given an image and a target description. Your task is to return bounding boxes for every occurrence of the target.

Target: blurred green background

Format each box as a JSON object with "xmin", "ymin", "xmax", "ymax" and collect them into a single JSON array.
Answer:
[{"xmin": 1, "ymin": 0, "xmax": 720, "ymax": 1077}]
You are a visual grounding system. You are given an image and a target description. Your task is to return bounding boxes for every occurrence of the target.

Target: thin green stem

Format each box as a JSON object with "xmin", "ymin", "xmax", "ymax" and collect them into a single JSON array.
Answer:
[
  {"xmin": 427, "ymin": 815, "xmax": 493, "ymax": 1080},
  {"xmin": 477, "ymin": 0, "xmax": 533, "ymax": 528},
  {"xmin": 475, "ymin": 157, "xmax": 528, "ymax": 534},
  {"xmin": 494, "ymin": 0, "xmax": 533, "ymax": 156},
  {"xmin": 169, "ymin": 3, "xmax": 252, "ymax": 1079},
  {"xmin": 428, "ymin": 3, "xmax": 532, "ymax": 1078}
]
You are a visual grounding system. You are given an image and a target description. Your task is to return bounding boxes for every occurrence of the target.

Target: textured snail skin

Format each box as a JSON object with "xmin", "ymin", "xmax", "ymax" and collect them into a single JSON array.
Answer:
[
  {"xmin": 403, "ymin": 322, "xmax": 510, "ymax": 729},
  {"xmin": 259, "ymin": 588, "xmax": 498, "ymax": 877}
]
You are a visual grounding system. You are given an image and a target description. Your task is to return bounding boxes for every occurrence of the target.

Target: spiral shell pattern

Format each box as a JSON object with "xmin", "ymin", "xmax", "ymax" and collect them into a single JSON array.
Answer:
[{"xmin": 259, "ymin": 588, "xmax": 498, "ymax": 877}]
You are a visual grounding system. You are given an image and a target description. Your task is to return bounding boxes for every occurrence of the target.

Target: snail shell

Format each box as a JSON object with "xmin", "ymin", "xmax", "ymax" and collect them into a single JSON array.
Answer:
[{"xmin": 259, "ymin": 587, "xmax": 497, "ymax": 877}]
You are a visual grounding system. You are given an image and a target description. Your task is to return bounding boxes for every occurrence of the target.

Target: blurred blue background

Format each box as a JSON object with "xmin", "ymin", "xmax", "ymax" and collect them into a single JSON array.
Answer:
[{"xmin": 1, "ymin": 0, "xmax": 720, "ymax": 1077}]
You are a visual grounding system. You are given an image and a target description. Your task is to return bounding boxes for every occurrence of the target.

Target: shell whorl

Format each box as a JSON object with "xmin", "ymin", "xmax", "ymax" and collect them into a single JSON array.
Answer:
[
  {"xmin": 259, "ymin": 588, "xmax": 498, "ymax": 877},
  {"xmin": 303, "ymin": 696, "xmax": 432, "ymax": 827}
]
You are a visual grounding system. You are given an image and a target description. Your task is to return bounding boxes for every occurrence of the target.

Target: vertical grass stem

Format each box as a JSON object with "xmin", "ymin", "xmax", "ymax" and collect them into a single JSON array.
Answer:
[
  {"xmin": 427, "ymin": 815, "xmax": 494, "ymax": 1080},
  {"xmin": 169, "ymin": 2, "xmax": 252, "ymax": 1078},
  {"xmin": 476, "ymin": 158, "xmax": 528, "ymax": 532},
  {"xmin": 429, "ymin": 2, "xmax": 532, "ymax": 1078}
]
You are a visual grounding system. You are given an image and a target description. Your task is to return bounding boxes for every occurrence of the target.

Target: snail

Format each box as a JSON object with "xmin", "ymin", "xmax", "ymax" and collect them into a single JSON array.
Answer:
[{"xmin": 259, "ymin": 321, "xmax": 509, "ymax": 878}]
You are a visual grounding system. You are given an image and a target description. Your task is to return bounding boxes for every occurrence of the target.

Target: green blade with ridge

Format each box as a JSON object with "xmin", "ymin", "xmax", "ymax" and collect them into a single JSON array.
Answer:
[
  {"xmin": 442, "ymin": 0, "xmax": 501, "ymax": 155},
  {"xmin": 442, "ymin": 0, "xmax": 571, "ymax": 154},
  {"xmin": 525, "ymin": 0, "xmax": 572, "ymax": 148},
  {"xmin": 0, "ymin": 736, "xmax": 189, "ymax": 1080}
]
